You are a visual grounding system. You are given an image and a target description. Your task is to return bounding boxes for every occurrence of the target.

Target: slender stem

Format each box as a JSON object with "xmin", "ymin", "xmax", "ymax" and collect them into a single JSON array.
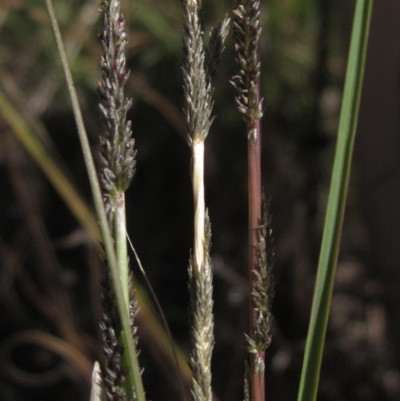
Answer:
[
  {"xmin": 182, "ymin": 2, "xmax": 225, "ymax": 399},
  {"xmin": 231, "ymin": 0, "xmax": 267, "ymax": 397},
  {"xmin": 114, "ymin": 192, "xmax": 134, "ymax": 398},
  {"xmin": 45, "ymin": 2, "xmax": 146, "ymax": 400},
  {"xmin": 115, "ymin": 191, "xmax": 130, "ymax": 306},
  {"xmin": 248, "ymin": 84, "xmax": 264, "ymax": 401},
  {"xmin": 192, "ymin": 139, "xmax": 206, "ymax": 278},
  {"xmin": 190, "ymin": 139, "xmax": 214, "ymax": 401}
]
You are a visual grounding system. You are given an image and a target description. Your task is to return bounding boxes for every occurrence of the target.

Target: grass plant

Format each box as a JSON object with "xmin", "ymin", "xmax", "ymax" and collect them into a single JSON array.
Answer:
[
  {"xmin": 182, "ymin": 1, "xmax": 228, "ymax": 401},
  {"xmin": 0, "ymin": 0, "xmax": 374, "ymax": 400},
  {"xmin": 232, "ymin": 2, "xmax": 274, "ymax": 401},
  {"xmin": 46, "ymin": 0, "xmax": 145, "ymax": 399}
]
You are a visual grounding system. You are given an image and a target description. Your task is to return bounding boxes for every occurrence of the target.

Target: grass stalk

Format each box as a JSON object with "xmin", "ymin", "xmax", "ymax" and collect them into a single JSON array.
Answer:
[
  {"xmin": 183, "ymin": 0, "xmax": 214, "ymax": 395},
  {"xmin": 247, "ymin": 109, "xmax": 263, "ymax": 401},
  {"xmin": 182, "ymin": 2, "xmax": 229, "ymax": 401},
  {"xmin": 232, "ymin": 1, "xmax": 274, "ymax": 400},
  {"xmin": 45, "ymin": 1, "xmax": 145, "ymax": 400},
  {"xmin": 192, "ymin": 140, "xmax": 206, "ymax": 279},
  {"xmin": 296, "ymin": 2, "xmax": 373, "ymax": 401},
  {"xmin": 115, "ymin": 192, "xmax": 130, "ymax": 305}
]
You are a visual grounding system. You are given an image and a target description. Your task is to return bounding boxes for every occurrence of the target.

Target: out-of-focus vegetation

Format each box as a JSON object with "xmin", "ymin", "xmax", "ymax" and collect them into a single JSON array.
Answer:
[{"xmin": 0, "ymin": 1, "xmax": 398, "ymax": 401}]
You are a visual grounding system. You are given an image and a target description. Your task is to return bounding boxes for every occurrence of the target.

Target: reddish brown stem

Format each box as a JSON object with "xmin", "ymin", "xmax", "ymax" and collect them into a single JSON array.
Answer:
[{"xmin": 248, "ymin": 84, "xmax": 264, "ymax": 401}]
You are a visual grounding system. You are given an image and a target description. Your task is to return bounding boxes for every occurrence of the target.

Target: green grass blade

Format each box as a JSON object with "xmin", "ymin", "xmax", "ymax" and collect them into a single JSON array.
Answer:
[
  {"xmin": 297, "ymin": 2, "xmax": 373, "ymax": 401},
  {"xmin": 45, "ymin": 1, "xmax": 146, "ymax": 400}
]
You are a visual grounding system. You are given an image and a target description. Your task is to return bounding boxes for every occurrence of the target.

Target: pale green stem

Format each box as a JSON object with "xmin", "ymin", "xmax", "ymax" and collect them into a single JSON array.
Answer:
[
  {"xmin": 192, "ymin": 139, "xmax": 205, "ymax": 278},
  {"xmin": 45, "ymin": 2, "xmax": 146, "ymax": 400},
  {"xmin": 115, "ymin": 191, "xmax": 130, "ymax": 306}
]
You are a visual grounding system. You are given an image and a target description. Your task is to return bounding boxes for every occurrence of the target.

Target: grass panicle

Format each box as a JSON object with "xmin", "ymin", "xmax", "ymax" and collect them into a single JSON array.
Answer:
[
  {"xmin": 231, "ymin": 0, "xmax": 263, "ymax": 141},
  {"xmin": 246, "ymin": 197, "xmax": 275, "ymax": 376},
  {"xmin": 188, "ymin": 212, "xmax": 214, "ymax": 401},
  {"xmin": 100, "ymin": 264, "xmax": 141, "ymax": 401},
  {"xmin": 98, "ymin": 0, "xmax": 135, "ymax": 306},
  {"xmin": 182, "ymin": 0, "xmax": 213, "ymax": 146},
  {"xmin": 100, "ymin": 263, "xmax": 123, "ymax": 400},
  {"xmin": 98, "ymin": 0, "xmax": 136, "ymax": 208},
  {"xmin": 182, "ymin": 0, "xmax": 229, "ymax": 146}
]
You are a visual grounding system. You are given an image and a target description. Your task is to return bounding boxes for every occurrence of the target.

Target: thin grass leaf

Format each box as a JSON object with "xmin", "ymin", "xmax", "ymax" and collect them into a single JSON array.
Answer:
[{"xmin": 297, "ymin": 2, "xmax": 373, "ymax": 401}]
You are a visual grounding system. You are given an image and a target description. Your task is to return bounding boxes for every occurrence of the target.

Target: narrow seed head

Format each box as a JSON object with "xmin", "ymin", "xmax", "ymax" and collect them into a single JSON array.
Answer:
[
  {"xmin": 182, "ymin": 1, "xmax": 229, "ymax": 145},
  {"xmin": 100, "ymin": 264, "xmax": 140, "ymax": 401},
  {"xmin": 100, "ymin": 263, "xmax": 127, "ymax": 401},
  {"xmin": 98, "ymin": 0, "xmax": 136, "ymax": 217},
  {"xmin": 188, "ymin": 211, "xmax": 214, "ymax": 401},
  {"xmin": 182, "ymin": 0, "xmax": 213, "ymax": 144},
  {"xmin": 231, "ymin": 0, "xmax": 263, "ymax": 139},
  {"xmin": 246, "ymin": 196, "xmax": 275, "ymax": 374}
]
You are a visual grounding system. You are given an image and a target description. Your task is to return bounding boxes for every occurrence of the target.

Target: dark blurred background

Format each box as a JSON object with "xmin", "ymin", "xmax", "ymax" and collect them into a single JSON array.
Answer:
[{"xmin": 1, "ymin": 0, "xmax": 400, "ymax": 400}]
